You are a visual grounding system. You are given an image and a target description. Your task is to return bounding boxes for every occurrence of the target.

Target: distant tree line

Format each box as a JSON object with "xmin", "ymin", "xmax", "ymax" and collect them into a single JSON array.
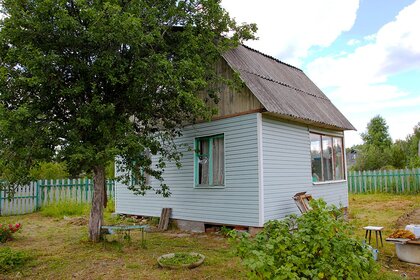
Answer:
[
  {"xmin": 1, "ymin": 161, "xmax": 115, "ymax": 181},
  {"xmin": 348, "ymin": 116, "xmax": 420, "ymax": 171}
]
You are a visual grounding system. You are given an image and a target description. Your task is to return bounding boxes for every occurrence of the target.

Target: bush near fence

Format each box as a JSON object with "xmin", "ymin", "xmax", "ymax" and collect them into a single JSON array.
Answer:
[
  {"xmin": 0, "ymin": 178, "xmax": 115, "ymax": 216},
  {"xmin": 348, "ymin": 168, "xmax": 420, "ymax": 194}
]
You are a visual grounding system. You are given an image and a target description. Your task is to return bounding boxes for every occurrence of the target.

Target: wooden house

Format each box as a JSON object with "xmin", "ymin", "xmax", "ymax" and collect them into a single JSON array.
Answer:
[{"xmin": 114, "ymin": 45, "xmax": 355, "ymax": 231}]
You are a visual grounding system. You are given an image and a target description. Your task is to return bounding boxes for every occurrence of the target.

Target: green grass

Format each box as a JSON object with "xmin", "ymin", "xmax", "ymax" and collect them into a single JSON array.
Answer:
[
  {"xmin": 40, "ymin": 198, "xmax": 116, "ymax": 219},
  {"xmin": 40, "ymin": 201, "xmax": 91, "ymax": 218},
  {"xmin": 0, "ymin": 202, "xmax": 243, "ymax": 279},
  {"xmin": 0, "ymin": 247, "xmax": 31, "ymax": 273},
  {"xmin": 159, "ymin": 253, "xmax": 202, "ymax": 266},
  {"xmin": 0, "ymin": 194, "xmax": 418, "ymax": 279},
  {"xmin": 349, "ymin": 193, "xmax": 420, "ymax": 280}
]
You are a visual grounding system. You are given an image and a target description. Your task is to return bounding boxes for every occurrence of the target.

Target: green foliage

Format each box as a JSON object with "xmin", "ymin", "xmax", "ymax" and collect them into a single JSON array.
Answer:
[
  {"xmin": 105, "ymin": 198, "xmax": 115, "ymax": 214},
  {"xmin": 408, "ymin": 155, "xmax": 420, "ymax": 168},
  {"xmin": 40, "ymin": 201, "xmax": 90, "ymax": 218},
  {"xmin": 0, "ymin": 247, "xmax": 30, "ymax": 273},
  {"xmin": 230, "ymin": 199, "xmax": 378, "ymax": 280},
  {"xmin": 105, "ymin": 161, "xmax": 115, "ymax": 179},
  {"xmin": 149, "ymin": 217, "xmax": 160, "ymax": 226},
  {"xmin": 0, "ymin": 0, "xmax": 256, "ymax": 197},
  {"xmin": 354, "ymin": 118, "xmax": 420, "ymax": 171},
  {"xmin": 29, "ymin": 162, "xmax": 70, "ymax": 180},
  {"xmin": 361, "ymin": 115, "xmax": 392, "ymax": 150},
  {"xmin": 405, "ymin": 122, "xmax": 420, "ymax": 168},
  {"xmin": 353, "ymin": 145, "xmax": 391, "ymax": 171}
]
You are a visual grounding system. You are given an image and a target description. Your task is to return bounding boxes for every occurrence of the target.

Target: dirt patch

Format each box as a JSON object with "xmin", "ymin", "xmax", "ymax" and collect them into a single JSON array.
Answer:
[
  {"xmin": 395, "ymin": 207, "xmax": 420, "ymax": 228},
  {"xmin": 64, "ymin": 216, "xmax": 88, "ymax": 226}
]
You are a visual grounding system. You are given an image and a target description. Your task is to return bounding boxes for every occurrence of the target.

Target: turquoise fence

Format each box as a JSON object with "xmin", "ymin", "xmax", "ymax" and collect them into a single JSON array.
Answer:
[
  {"xmin": 348, "ymin": 168, "xmax": 420, "ymax": 194},
  {"xmin": 0, "ymin": 178, "xmax": 115, "ymax": 216}
]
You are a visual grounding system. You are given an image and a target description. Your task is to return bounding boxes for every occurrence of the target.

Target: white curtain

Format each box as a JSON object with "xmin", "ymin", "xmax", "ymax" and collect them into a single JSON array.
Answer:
[{"xmin": 212, "ymin": 138, "xmax": 224, "ymax": 185}]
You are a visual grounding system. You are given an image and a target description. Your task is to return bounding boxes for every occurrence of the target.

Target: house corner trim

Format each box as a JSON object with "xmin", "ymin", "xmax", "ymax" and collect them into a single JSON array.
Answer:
[{"xmin": 257, "ymin": 113, "xmax": 264, "ymax": 227}]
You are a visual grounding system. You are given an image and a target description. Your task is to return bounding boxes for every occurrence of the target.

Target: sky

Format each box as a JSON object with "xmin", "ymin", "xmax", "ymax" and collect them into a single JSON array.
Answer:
[{"xmin": 222, "ymin": 0, "xmax": 420, "ymax": 147}]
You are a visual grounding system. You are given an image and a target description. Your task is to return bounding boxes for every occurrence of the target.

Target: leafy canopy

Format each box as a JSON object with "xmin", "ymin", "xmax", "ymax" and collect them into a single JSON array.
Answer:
[
  {"xmin": 0, "ymin": 0, "xmax": 256, "ymax": 194},
  {"xmin": 361, "ymin": 115, "xmax": 392, "ymax": 150},
  {"xmin": 352, "ymin": 118, "xmax": 420, "ymax": 171}
]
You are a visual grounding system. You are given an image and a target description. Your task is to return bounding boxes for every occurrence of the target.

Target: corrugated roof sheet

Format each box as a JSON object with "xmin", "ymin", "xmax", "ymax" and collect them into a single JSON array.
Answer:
[{"xmin": 222, "ymin": 45, "xmax": 355, "ymax": 130}]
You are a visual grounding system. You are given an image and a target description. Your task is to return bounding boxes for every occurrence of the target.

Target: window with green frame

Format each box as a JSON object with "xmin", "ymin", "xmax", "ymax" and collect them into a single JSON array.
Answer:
[{"xmin": 195, "ymin": 134, "xmax": 224, "ymax": 187}]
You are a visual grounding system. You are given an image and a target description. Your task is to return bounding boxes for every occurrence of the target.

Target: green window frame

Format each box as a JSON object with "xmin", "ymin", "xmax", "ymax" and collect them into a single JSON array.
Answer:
[{"xmin": 194, "ymin": 134, "xmax": 225, "ymax": 187}]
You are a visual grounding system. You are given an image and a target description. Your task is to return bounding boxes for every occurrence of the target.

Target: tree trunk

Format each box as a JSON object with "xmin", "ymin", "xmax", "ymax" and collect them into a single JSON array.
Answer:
[{"xmin": 88, "ymin": 165, "xmax": 106, "ymax": 242}]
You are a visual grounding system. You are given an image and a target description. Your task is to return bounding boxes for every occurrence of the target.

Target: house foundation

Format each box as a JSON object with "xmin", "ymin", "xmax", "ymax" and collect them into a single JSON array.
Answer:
[{"xmin": 175, "ymin": 219, "xmax": 206, "ymax": 233}]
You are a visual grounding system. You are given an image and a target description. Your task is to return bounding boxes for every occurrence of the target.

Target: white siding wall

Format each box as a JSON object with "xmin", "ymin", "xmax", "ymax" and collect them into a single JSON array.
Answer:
[
  {"xmin": 115, "ymin": 113, "xmax": 260, "ymax": 226},
  {"xmin": 262, "ymin": 116, "xmax": 348, "ymax": 222}
]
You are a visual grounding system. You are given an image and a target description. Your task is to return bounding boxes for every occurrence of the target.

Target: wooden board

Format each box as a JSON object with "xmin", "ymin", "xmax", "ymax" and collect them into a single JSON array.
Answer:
[
  {"xmin": 292, "ymin": 192, "xmax": 313, "ymax": 213},
  {"xmin": 158, "ymin": 208, "xmax": 172, "ymax": 231}
]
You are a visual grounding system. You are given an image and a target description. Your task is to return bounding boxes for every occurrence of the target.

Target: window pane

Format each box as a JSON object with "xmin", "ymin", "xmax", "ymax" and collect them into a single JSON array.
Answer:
[
  {"xmin": 198, "ymin": 139, "xmax": 209, "ymax": 185},
  {"xmin": 322, "ymin": 136, "xmax": 333, "ymax": 181},
  {"xmin": 333, "ymin": 137, "xmax": 344, "ymax": 180},
  {"xmin": 310, "ymin": 133, "xmax": 322, "ymax": 182},
  {"xmin": 212, "ymin": 137, "xmax": 224, "ymax": 185}
]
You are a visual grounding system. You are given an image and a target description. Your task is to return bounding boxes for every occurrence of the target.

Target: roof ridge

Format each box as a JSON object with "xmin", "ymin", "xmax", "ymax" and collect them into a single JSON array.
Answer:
[
  {"xmin": 240, "ymin": 44, "xmax": 303, "ymax": 72},
  {"xmin": 239, "ymin": 68, "xmax": 329, "ymax": 101}
]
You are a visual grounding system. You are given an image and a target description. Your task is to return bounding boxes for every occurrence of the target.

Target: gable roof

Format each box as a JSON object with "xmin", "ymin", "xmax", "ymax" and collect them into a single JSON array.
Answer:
[{"xmin": 222, "ymin": 45, "xmax": 355, "ymax": 131}]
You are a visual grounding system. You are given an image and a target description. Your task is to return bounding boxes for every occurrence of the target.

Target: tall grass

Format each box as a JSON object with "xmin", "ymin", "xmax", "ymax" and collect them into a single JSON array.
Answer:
[
  {"xmin": 40, "ymin": 201, "xmax": 90, "ymax": 218},
  {"xmin": 40, "ymin": 199, "xmax": 115, "ymax": 218}
]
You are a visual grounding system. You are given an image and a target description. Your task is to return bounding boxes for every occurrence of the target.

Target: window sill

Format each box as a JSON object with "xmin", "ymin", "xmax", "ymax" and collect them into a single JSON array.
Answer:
[
  {"xmin": 312, "ymin": 180, "xmax": 347, "ymax": 186},
  {"xmin": 194, "ymin": 185, "xmax": 225, "ymax": 189}
]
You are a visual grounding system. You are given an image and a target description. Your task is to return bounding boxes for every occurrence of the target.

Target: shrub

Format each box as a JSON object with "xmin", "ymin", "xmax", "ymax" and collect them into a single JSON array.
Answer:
[
  {"xmin": 0, "ymin": 223, "xmax": 21, "ymax": 243},
  {"xmin": 0, "ymin": 247, "xmax": 29, "ymax": 272},
  {"xmin": 230, "ymin": 199, "xmax": 378, "ymax": 280},
  {"xmin": 40, "ymin": 201, "xmax": 90, "ymax": 218}
]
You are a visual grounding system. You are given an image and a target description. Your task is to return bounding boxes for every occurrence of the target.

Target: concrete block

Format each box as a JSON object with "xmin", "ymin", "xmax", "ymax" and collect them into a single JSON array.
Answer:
[
  {"xmin": 249, "ymin": 227, "xmax": 263, "ymax": 236},
  {"xmin": 175, "ymin": 219, "xmax": 205, "ymax": 233}
]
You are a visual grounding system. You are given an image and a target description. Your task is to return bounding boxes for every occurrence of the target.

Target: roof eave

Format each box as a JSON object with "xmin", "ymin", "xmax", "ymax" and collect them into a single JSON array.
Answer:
[{"xmin": 263, "ymin": 112, "xmax": 356, "ymax": 131}]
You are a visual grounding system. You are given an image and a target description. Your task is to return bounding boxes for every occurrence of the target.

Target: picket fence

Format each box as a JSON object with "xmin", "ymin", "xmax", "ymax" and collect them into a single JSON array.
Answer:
[
  {"xmin": 0, "ymin": 178, "xmax": 115, "ymax": 216},
  {"xmin": 348, "ymin": 168, "xmax": 420, "ymax": 194}
]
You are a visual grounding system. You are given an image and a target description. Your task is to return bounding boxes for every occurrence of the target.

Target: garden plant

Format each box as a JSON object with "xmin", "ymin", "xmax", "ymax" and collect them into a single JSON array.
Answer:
[
  {"xmin": 0, "ymin": 223, "xmax": 21, "ymax": 243},
  {"xmin": 230, "ymin": 199, "xmax": 378, "ymax": 280}
]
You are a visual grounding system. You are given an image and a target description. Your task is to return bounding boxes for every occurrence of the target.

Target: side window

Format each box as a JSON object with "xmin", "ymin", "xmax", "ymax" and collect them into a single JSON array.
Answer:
[
  {"xmin": 310, "ymin": 133, "xmax": 322, "ymax": 182},
  {"xmin": 310, "ymin": 133, "xmax": 345, "ymax": 182},
  {"xmin": 195, "ymin": 134, "xmax": 224, "ymax": 187}
]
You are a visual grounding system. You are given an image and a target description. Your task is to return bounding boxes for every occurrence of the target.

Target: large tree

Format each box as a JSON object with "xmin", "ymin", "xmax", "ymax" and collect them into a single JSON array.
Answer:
[
  {"xmin": 0, "ymin": 0, "xmax": 256, "ymax": 241},
  {"xmin": 354, "ymin": 115, "xmax": 393, "ymax": 171},
  {"xmin": 360, "ymin": 115, "xmax": 392, "ymax": 150}
]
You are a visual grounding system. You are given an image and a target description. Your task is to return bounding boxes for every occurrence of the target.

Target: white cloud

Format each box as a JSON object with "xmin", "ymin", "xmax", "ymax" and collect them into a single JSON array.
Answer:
[
  {"xmin": 222, "ymin": 0, "xmax": 360, "ymax": 66},
  {"xmin": 306, "ymin": 0, "xmax": 420, "ymax": 146},
  {"xmin": 347, "ymin": 39, "xmax": 360, "ymax": 46}
]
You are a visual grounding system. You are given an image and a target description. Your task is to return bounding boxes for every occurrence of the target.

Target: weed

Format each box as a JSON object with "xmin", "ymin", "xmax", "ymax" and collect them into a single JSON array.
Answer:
[
  {"xmin": 0, "ymin": 247, "xmax": 30, "ymax": 272},
  {"xmin": 149, "ymin": 216, "xmax": 160, "ymax": 226},
  {"xmin": 220, "ymin": 226, "xmax": 234, "ymax": 236},
  {"xmin": 105, "ymin": 198, "xmax": 115, "ymax": 214}
]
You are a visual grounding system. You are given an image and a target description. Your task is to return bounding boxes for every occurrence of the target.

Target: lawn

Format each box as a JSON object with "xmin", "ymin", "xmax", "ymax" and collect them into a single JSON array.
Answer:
[
  {"xmin": 348, "ymin": 193, "xmax": 420, "ymax": 279},
  {"xmin": 0, "ymin": 194, "xmax": 419, "ymax": 279}
]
